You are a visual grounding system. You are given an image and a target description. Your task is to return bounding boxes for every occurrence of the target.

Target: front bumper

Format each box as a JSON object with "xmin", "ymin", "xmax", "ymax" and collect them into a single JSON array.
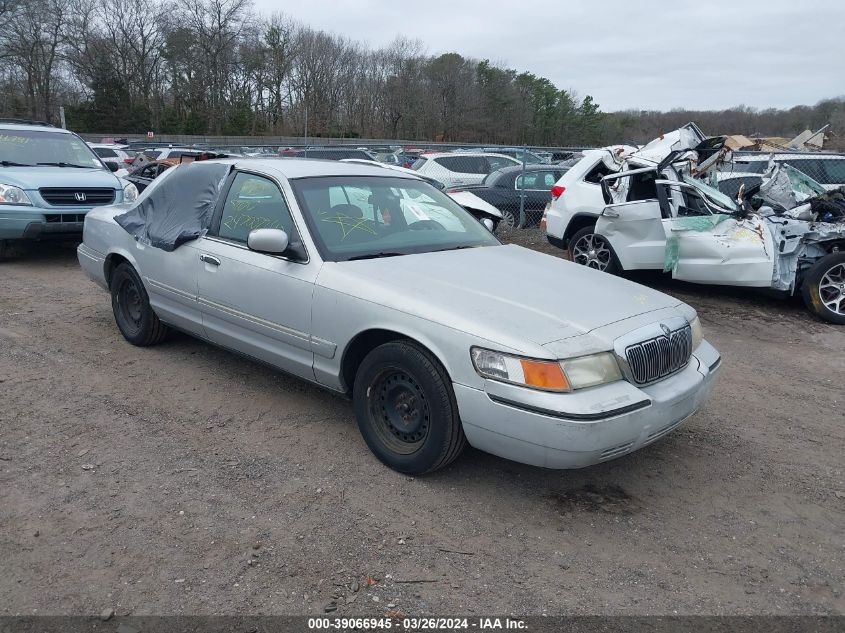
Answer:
[
  {"xmin": 456, "ymin": 340, "xmax": 721, "ymax": 469},
  {"xmin": 0, "ymin": 205, "xmax": 93, "ymax": 240}
]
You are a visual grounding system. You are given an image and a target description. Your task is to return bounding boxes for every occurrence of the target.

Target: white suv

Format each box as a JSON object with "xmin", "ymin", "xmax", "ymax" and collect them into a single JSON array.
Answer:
[
  {"xmin": 543, "ymin": 123, "xmax": 724, "ymax": 261},
  {"xmin": 411, "ymin": 152, "xmax": 519, "ymax": 188},
  {"xmin": 87, "ymin": 143, "xmax": 136, "ymax": 170}
]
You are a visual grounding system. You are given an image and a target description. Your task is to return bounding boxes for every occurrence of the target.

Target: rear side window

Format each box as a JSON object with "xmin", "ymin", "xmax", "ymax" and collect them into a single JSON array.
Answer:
[
  {"xmin": 435, "ymin": 156, "xmax": 489, "ymax": 174},
  {"xmin": 487, "ymin": 156, "xmax": 518, "ymax": 171},
  {"xmin": 584, "ymin": 162, "xmax": 612, "ymax": 184}
]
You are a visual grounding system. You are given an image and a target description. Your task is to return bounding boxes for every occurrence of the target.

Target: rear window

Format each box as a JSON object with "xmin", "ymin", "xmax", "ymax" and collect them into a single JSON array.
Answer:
[
  {"xmin": 435, "ymin": 156, "xmax": 490, "ymax": 174},
  {"xmin": 411, "ymin": 157, "xmax": 428, "ymax": 170},
  {"xmin": 297, "ymin": 149, "xmax": 373, "ymax": 161},
  {"xmin": 727, "ymin": 160, "xmax": 767, "ymax": 174},
  {"xmin": 781, "ymin": 158, "xmax": 845, "ymax": 185},
  {"xmin": 93, "ymin": 147, "xmax": 118, "ymax": 158}
]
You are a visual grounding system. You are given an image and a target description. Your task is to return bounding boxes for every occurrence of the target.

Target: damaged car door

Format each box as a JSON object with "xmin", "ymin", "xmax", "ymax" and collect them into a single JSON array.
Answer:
[
  {"xmin": 196, "ymin": 171, "xmax": 319, "ymax": 381},
  {"xmin": 661, "ymin": 178, "xmax": 775, "ymax": 287},
  {"xmin": 593, "ymin": 167, "xmax": 669, "ymax": 271}
]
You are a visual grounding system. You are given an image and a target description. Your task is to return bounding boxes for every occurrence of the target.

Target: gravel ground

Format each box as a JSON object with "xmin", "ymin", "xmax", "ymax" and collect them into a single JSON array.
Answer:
[{"xmin": 0, "ymin": 234, "xmax": 843, "ymax": 617}]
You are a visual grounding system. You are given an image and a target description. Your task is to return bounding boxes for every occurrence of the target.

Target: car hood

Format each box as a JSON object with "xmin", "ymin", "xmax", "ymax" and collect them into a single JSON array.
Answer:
[
  {"xmin": 447, "ymin": 190, "xmax": 502, "ymax": 219},
  {"xmin": 1, "ymin": 166, "xmax": 120, "ymax": 190},
  {"xmin": 318, "ymin": 244, "xmax": 682, "ymax": 355}
]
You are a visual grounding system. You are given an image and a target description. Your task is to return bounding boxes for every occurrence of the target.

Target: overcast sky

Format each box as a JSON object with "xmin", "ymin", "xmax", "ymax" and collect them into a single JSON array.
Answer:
[{"xmin": 256, "ymin": 0, "xmax": 843, "ymax": 112}]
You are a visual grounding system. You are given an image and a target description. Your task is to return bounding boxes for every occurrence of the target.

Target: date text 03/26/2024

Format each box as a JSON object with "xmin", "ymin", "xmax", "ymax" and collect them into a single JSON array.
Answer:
[{"xmin": 307, "ymin": 617, "xmax": 528, "ymax": 630}]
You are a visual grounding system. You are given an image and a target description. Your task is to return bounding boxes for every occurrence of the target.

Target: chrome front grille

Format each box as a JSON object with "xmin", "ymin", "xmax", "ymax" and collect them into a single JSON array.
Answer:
[
  {"xmin": 39, "ymin": 188, "xmax": 115, "ymax": 206},
  {"xmin": 625, "ymin": 324, "xmax": 692, "ymax": 385}
]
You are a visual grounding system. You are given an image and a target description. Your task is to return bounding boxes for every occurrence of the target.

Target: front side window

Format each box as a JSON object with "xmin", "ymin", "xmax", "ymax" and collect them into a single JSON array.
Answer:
[
  {"xmin": 217, "ymin": 172, "xmax": 298, "ymax": 244},
  {"xmin": 290, "ymin": 176, "xmax": 499, "ymax": 261},
  {"xmin": 0, "ymin": 130, "xmax": 104, "ymax": 168}
]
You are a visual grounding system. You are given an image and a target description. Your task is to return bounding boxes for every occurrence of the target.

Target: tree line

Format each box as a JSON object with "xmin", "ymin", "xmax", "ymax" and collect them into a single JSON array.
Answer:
[{"xmin": 0, "ymin": 0, "xmax": 842, "ymax": 149}]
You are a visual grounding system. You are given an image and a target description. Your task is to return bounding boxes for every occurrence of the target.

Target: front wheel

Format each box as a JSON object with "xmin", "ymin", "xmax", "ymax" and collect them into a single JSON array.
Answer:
[
  {"xmin": 500, "ymin": 209, "xmax": 517, "ymax": 229},
  {"xmin": 110, "ymin": 262, "xmax": 170, "ymax": 345},
  {"xmin": 568, "ymin": 226, "xmax": 620, "ymax": 274},
  {"xmin": 352, "ymin": 341, "xmax": 466, "ymax": 474},
  {"xmin": 802, "ymin": 252, "xmax": 845, "ymax": 324}
]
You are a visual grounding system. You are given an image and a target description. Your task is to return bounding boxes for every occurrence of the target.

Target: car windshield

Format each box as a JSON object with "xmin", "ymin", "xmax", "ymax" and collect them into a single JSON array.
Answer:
[
  {"xmin": 0, "ymin": 129, "xmax": 104, "ymax": 168},
  {"xmin": 290, "ymin": 176, "xmax": 500, "ymax": 261}
]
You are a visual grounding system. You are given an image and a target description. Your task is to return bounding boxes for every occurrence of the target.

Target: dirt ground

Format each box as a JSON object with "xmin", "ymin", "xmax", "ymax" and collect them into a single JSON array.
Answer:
[{"xmin": 1, "ymin": 233, "xmax": 843, "ymax": 617}]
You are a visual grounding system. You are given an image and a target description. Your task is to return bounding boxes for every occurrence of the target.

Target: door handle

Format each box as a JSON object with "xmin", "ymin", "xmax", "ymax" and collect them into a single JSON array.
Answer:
[
  {"xmin": 200, "ymin": 254, "xmax": 221, "ymax": 266},
  {"xmin": 603, "ymin": 210, "xmax": 620, "ymax": 218}
]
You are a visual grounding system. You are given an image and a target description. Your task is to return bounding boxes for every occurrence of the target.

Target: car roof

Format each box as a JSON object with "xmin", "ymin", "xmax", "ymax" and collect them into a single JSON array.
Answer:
[
  {"xmin": 0, "ymin": 122, "xmax": 71, "ymax": 133},
  {"xmin": 207, "ymin": 157, "xmax": 421, "ymax": 180},
  {"xmin": 420, "ymin": 152, "xmax": 516, "ymax": 159},
  {"xmin": 493, "ymin": 164, "xmax": 562, "ymax": 175},
  {"xmin": 733, "ymin": 152, "xmax": 845, "ymax": 161}
]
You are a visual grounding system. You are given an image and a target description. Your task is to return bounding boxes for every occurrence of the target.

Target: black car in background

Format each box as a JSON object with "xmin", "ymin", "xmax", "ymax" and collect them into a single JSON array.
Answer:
[{"xmin": 447, "ymin": 164, "xmax": 570, "ymax": 227}]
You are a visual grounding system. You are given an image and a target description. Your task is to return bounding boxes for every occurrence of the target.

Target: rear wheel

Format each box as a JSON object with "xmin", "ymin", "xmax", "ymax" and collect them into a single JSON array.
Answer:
[
  {"xmin": 568, "ymin": 226, "xmax": 620, "ymax": 274},
  {"xmin": 109, "ymin": 262, "xmax": 170, "ymax": 345},
  {"xmin": 802, "ymin": 252, "xmax": 845, "ymax": 324},
  {"xmin": 352, "ymin": 341, "xmax": 466, "ymax": 474}
]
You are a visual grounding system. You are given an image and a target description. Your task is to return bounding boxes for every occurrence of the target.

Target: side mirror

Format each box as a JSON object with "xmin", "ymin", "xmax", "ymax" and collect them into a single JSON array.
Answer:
[
  {"xmin": 481, "ymin": 218, "xmax": 495, "ymax": 232},
  {"xmin": 247, "ymin": 228, "xmax": 289, "ymax": 254},
  {"xmin": 106, "ymin": 162, "xmax": 119, "ymax": 172}
]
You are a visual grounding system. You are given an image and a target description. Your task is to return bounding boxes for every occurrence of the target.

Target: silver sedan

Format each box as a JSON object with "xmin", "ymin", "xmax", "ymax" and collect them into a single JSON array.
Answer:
[{"xmin": 78, "ymin": 158, "xmax": 721, "ymax": 474}]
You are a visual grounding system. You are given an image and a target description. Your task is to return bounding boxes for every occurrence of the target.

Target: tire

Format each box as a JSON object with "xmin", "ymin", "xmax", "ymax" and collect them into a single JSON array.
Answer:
[
  {"xmin": 352, "ymin": 341, "xmax": 466, "ymax": 474},
  {"xmin": 500, "ymin": 209, "xmax": 517, "ymax": 229},
  {"xmin": 568, "ymin": 226, "xmax": 621, "ymax": 274},
  {"xmin": 109, "ymin": 262, "xmax": 170, "ymax": 345},
  {"xmin": 801, "ymin": 252, "xmax": 845, "ymax": 325}
]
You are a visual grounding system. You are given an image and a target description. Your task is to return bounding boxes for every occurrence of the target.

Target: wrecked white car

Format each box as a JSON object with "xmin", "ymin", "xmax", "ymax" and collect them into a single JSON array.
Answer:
[
  {"xmin": 543, "ymin": 123, "xmax": 728, "ymax": 255},
  {"xmin": 570, "ymin": 162, "xmax": 845, "ymax": 324}
]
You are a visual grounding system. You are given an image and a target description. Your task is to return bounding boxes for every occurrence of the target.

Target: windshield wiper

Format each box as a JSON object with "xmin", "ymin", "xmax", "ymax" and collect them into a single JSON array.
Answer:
[
  {"xmin": 1, "ymin": 160, "xmax": 33, "ymax": 167},
  {"xmin": 431, "ymin": 245, "xmax": 477, "ymax": 253},
  {"xmin": 346, "ymin": 252, "xmax": 405, "ymax": 261},
  {"xmin": 36, "ymin": 162, "xmax": 94, "ymax": 169}
]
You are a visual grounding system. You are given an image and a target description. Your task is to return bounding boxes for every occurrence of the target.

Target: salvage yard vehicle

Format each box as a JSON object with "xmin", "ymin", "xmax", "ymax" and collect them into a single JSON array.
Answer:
[
  {"xmin": 0, "ymin": 120, "xmax": 138, "ymax": 260},
  {"xmin": 543, "ymin": 123, "xmax": 727, "ymax": 254},
  {"xmin": 411, "ymin": 152, "xmax": 520, "ymax": 188},
  {"xmin": 448, "ymin": 164, "xmax": 570, "ymax": 228},
  {"xmin": 78, "ymin": 159, "xmax": 720, "ymax": 474},
  {"xmin": 569, "ymin": 166, "xmax": 845, "ymax": 324}
]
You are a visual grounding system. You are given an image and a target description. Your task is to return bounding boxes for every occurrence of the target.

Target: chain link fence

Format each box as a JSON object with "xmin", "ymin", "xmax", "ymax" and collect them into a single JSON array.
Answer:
[{"xmin": 83, "ymin": 132, "xmax": 845, "ymax": 231}]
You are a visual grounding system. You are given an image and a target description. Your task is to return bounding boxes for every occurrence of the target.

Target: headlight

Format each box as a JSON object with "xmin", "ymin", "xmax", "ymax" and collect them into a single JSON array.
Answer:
[
  {"xmin": 123, "ymin": 182, "xmax": 139, "ymax": 203},
  {"xmin": 471, "ymin": 348, "xmax": 570, "ymax": 392},
  {"xmin": 0, "ymin": 183, "xmax": 32, "ymax": 205},
  {"xmin": 560, "ymin": 352, "xmax": 623, "ymax": 390},
  {"xmin": 471, "ymin": 348, "xmax": 623, "ymax": 392},
  {"xmin": 689, "ymin": 315, "xmax": 703, "ymax": 350}
]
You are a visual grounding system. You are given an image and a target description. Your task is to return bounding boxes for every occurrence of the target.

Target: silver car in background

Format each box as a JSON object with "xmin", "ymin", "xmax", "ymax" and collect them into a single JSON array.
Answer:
[{"xmin": 78, "ymin": 159, "xmax": 721, "ymax": 474}]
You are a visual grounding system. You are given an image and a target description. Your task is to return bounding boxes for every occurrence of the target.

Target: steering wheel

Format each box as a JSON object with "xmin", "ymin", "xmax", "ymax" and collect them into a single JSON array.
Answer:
[{"xmin": 408, "ymin": 219, "xmax": 446, "ymax": 231}]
